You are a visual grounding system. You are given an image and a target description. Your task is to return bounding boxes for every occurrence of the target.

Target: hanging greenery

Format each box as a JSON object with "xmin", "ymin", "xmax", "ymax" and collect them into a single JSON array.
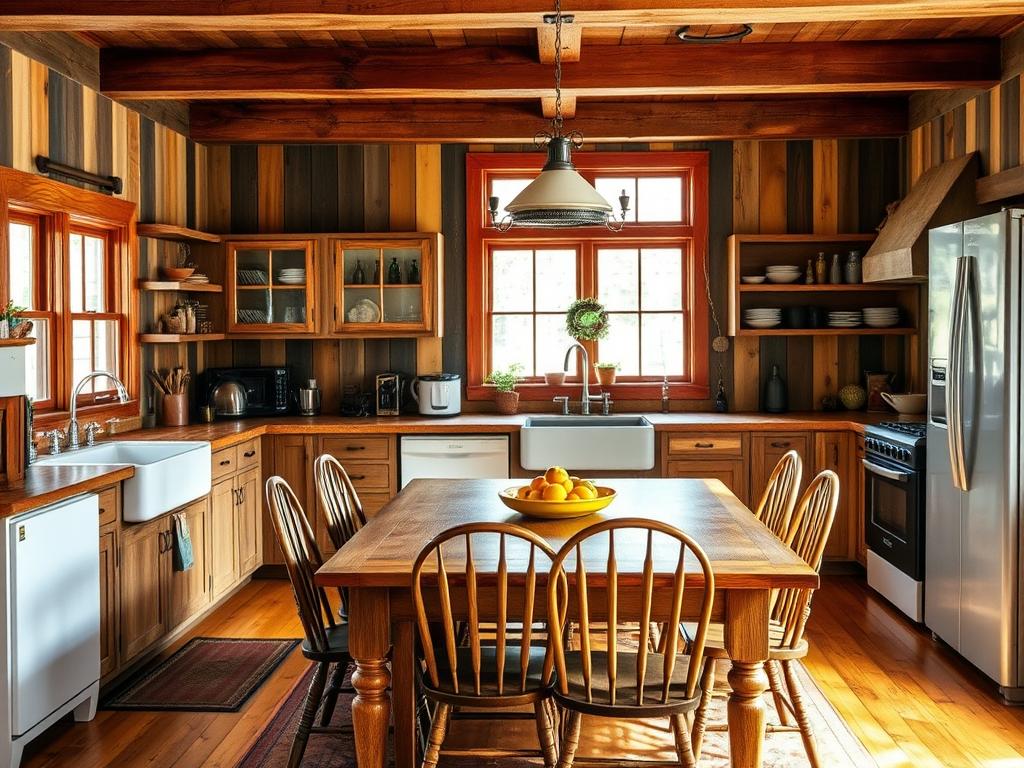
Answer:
[{"xmin": 565, "ymin": 297, "xmax": 609, "ymax": 341}]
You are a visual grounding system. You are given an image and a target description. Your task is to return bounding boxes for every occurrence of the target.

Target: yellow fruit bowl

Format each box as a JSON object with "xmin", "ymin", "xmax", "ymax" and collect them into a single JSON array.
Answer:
[{"xmin": 498, "ymin": 486, "xmax": 617, "ymax": 519}]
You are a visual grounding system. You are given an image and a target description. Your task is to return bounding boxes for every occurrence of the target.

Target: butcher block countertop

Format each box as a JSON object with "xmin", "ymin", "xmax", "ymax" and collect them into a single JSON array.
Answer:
[{"xmin": 0, "ymin": 464, "xmax": 134, "ymax": 517}]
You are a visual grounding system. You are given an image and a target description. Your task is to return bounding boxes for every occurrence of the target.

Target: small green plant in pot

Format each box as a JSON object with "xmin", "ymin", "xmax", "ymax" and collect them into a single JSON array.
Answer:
[
  {"xmin": 0, "ymin": 300, "xmax": 28, "ymax": 339},
  {"xmin": 594, "ymin": 362, "xmax": 619, "ymax": 386},
  {"xmin": 486, "ymin": 363, "xmax": 524, "ymax": 415}
]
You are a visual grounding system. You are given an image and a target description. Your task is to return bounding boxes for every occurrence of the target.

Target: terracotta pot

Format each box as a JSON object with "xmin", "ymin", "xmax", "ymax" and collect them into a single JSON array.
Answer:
[
  {"xmin": 494, "ymin": 390, "xmax": 520, "ymax": 415},
  {"xmin": 160, "ymin": 393, "xmax": 189, "ymax": 427},
  {"xmin": 595, "ymin": 367, "xmax": 617, "ymax": 386}
]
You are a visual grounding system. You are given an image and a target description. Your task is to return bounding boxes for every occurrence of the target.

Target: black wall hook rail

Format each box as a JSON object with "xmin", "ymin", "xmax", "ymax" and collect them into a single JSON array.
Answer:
[{"xmin": 34, "ymin": 155, "xmax": 123, "ymax": 195}]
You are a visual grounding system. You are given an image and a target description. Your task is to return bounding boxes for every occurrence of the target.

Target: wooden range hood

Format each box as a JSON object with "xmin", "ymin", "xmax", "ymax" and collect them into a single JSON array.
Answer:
[{"xmin": 863, "ymin": 153, "xmax": 980, "ymax": 282}]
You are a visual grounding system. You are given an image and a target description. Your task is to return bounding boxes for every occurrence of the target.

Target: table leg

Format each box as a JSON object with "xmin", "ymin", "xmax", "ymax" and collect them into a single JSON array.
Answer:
[
  {"xmin": 350, "ymin": 587, "xmax": 391, "ymax": 768},
  {"xmin": 724, "ymin": 589, "xmax": 770, "ymax": 768},
  {"xmin": 393, "ymin": 618, "xmax": 417, "ymax": 768}
]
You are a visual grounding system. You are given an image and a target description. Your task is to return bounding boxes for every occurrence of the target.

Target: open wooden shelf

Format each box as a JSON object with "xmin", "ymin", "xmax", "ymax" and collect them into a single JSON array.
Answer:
[
  {"xmin": 736, "ymin": 327, "xmax": 916, "ymax": 337},
  {"xmin": 0, "ymin": 338, "xmax": 35, "ymax": 347},
  {"xmin": 738, "ymin": 284, "xmax": 907, "ymax": 292},
  {"xmin": 137, "ymin": 223, "xmax": 222, "ymax": 243},
  {"xmin": 139, "ymin": 333, "xmax": 226, "ymax": 343},
  {"xmin": 138, "ymin": 280, "xmax": 223, "ymax": 293}
]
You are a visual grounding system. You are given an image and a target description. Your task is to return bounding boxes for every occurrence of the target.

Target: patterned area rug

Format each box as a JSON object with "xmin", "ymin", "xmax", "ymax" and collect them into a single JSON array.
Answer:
[
  {"xmin": 104, "ymin": 637, "xmax": 300, "ymax": 712},
  {"xmin": 237, "ymin": 659, "xmax": 875, "ymax": 767}
]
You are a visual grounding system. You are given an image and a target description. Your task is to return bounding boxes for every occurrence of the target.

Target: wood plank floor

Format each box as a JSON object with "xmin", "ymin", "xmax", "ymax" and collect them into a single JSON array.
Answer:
[{"xmin": 22, "ymin": 575, "xmax": 1024, "ymax": 768}]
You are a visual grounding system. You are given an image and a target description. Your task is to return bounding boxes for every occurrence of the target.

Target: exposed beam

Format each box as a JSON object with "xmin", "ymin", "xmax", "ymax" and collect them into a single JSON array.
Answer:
[
  {"xmin": 537, "ymin": 20, "xmax": 581, "ymax": 64},
  {"xmin": 541, "ymin": 94, "xmax": 576, "ymax": 119},
  {"xmin": 2, "ymin": 2, "xmax": 1020, "ymax": 31},
  {"xmin": 189, "ymin": 98, "xmax": 907, "ymax": 143},
  {"xmin": 101, "ymin": 39, "xmax": 999, "ymax": 101}
]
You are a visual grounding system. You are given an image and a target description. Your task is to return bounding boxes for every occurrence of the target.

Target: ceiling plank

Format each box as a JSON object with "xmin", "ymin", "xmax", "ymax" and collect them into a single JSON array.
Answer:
[
  {"xmin": 100, "ymin": 39, "xmax": 1000, "ymax": 101},
  {"xmin": 3, "ymin": 2, "xmax": 1021, "ymax": 31},
  {"xmin": 536, "ymin": 20, "xmax": 582, "ymax": 64},
  {"xmin": 189, "ymin": 98, "xmax": 907, "ymax": 143}
]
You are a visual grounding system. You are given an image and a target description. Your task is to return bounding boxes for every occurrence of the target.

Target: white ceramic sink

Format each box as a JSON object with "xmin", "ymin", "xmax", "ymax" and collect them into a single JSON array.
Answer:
[
  {"xmin": 37, "ymin": 441, "xmax": 212, "ymax": 522},
  {"xmin": 520, "ymin": 415, "xmax": 655, "ymax": 471}
]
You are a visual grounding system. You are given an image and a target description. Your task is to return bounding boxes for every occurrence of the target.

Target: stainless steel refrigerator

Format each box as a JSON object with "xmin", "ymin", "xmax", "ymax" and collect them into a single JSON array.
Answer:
[{"xmin": 927, "ymin": 210, "xmax": 1022, "ymax": 702}]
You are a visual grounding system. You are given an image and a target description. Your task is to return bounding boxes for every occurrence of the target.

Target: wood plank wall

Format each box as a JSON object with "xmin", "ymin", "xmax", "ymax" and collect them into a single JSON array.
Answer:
[
  {"xmin": 201, "ymin": 143, "xmax": 446, "ymax": 413},
  {"xmin": 0, "ymin": 43, "xmax": 204, "ymax": 417}
]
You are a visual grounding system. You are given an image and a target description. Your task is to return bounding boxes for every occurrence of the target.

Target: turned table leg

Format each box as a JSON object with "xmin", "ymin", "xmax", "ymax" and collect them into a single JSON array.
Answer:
[
  {"xmin": 724, "ymin": 589, "xmax": 771, "ymax": 768},
  {"xmin": 350, "ymin": 587, "xmax": 392, "ymax": 768}
]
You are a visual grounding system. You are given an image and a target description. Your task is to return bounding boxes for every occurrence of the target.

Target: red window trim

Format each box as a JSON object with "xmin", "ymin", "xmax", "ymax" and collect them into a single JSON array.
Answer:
[{"xmin": 465, "ymin": 151, "xmax": 709, "ymax": 401}]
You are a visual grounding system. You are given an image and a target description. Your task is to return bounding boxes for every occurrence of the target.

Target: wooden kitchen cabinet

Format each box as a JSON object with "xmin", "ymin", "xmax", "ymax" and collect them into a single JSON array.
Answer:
[
  {"xmin": 236, "ymin": 466, "xmax": 262, "ymax": 576},
  {"xmin": 225, "ymin": 238, "xmax": 317, "ymax": 334},
  {"xmin": 98, "ymin": 527, "xmax": 118, "ymax": 677},
  {"xmin": 814, "ymin": 431, "xmax": 857, "ymax": 560},
  {"xmin": 119, "ymin": 517, "xmax": 168, "ymax": 663},
  {"xmin": 854, "ymin": 435, "xmax": 867, "ymax": 566},
  {"xmin": 262, "ymin": 435, "xmax": 315, "ymax": 565},
  {"xmin": 750, "ymin": 432, "xmax": 812, "ymax": 508},
  {"xmin": 168, "ymin": 499, "xmax": 211, "ymax": 628},
  {"xmin": 209, "ymin": 477, "xmax": 238, "ymax": 599},
  {"xmin": 663, "ymin": 432, "xmax": 749, "ymax": 505}
]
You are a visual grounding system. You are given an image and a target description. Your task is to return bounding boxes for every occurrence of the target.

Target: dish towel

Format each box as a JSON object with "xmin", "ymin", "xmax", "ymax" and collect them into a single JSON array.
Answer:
[{"xmin": 172, "ymin": 512, "xmax": 194, "ymax": 571}]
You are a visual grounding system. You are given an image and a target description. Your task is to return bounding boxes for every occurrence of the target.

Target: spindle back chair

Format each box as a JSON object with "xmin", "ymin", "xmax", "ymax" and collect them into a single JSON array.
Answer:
[
  {"xmin": 314, "ymin": 454, "xmax": 366, "ymax": 616},
  {"xmin": 753, "ymin": 449, "xmax": 803, "ymax": 543}
]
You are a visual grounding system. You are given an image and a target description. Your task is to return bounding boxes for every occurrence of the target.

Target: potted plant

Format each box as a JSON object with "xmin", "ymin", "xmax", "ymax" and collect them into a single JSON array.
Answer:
[
  {"xmin": 486, "ymin": 363, "xmax": 523, "ymax": 415},
  {"xmin": 0, "ymin": 300, "xmax": 28, "ymax": 339},
  {"xmin": 594, "ymin": 362, "xmax": 619, "ymax": 386}
]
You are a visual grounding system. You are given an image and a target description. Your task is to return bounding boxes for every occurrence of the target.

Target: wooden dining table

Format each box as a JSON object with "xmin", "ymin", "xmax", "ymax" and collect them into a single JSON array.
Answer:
[{"xmin": 315, "ymin": 477, "xmax": 818, "ymax": 768}]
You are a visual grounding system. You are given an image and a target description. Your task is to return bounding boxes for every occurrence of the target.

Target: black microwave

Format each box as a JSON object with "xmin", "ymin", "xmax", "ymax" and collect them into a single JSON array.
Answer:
[{"xmin": 199, "ymin": 367, "xmax": 291, "ymax": 417}]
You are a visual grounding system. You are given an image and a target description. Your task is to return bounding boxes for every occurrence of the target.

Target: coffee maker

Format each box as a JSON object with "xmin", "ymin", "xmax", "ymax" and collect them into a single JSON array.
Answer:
[
  {"xmin": 296, "ymin": 378, "xmax": 322, "ymax": 416},
  {"xmin": 375, "ymin": 373, "xmax": 402, "ymax": 416}
]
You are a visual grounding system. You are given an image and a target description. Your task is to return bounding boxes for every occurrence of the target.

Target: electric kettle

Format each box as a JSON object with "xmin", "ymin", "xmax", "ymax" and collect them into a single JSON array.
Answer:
[
  {"xmin": 210, "ymin": 379, "xmax": 248, "ymax": 417},
  {"xmin": 411, "ymin": 373, "xmax": 461, "ymax": 416}
]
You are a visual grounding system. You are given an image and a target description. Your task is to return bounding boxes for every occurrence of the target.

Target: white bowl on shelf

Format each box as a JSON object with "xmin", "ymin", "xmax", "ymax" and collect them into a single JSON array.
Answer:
[{"xmin": 741, "ymin": 276, "xmax": 767, "ymax": 284}]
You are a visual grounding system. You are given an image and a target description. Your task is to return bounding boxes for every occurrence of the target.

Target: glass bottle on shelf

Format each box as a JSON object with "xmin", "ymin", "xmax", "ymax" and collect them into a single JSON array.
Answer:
[
  {"xmin": 805, "ymin": 258, "xmax": 815, "ymax": 284},
  {"xmin": 814, "ymin": 252, "xmax": 827, "ymax": 284},
  {"xmin": 372, "ymin": 258, "xmax": 380, "ymax": 284},
  {"xmin": 387, "ymin": 257, "xmax": 402, "ymax": 284},
  {"xmin": 352, "ymin": 259, "xmax": 366, "ymax": 285},
  {"xmin": 829, "ymin": 253, "xmax": 842, "ymax": 284},
  {"xmin": 408, "ymin": 259, "xmax": 420, "ymax": 284},
  {"xmin": 844, "ymin": 250, "xmax": 863, "ymax": 284}
]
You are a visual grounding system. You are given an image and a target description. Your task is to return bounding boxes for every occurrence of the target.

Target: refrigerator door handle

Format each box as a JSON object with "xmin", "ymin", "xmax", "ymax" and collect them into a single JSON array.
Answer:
[
  {"xmin": 947, "ymin": 255, "xmax": 969, "ymax": 490},
  {"xmin": 960, "ymin": 255, "xmax": 980, "ymax": 489}
]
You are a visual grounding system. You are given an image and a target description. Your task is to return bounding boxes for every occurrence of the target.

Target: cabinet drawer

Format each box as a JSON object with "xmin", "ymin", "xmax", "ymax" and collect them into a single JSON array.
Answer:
[
  {"xmin": 667, "ymin": 433, "xmax": 745, "ymax": 457},
  {"xmin": 211, "ymin": 446, "xmax": 237, "ymax": 479},
  {"xmin": 342, "ymin": 462, "xmax": 392, "ymax": 490},
  {"xmin": 98, "ymin": 486, "xmax": 118, "ymax": 527},
  {"xmin": 322, "ymin": 435, "xmax": 391, "ymax": 461},
  {"xmin": 236, "ymin": 439, "xmax": 261, "ymax": 470}
]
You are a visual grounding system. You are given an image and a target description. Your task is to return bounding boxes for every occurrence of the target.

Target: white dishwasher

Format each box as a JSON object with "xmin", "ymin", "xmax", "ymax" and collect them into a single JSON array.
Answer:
[{"xmin": 400, "ymin": 435, "xmax": 509, "ymax": 489}]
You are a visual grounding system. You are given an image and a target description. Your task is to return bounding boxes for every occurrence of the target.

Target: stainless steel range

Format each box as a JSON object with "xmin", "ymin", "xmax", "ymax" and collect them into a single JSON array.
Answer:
[{"xmin": 863, "ymin": 421, "xmax": 926, "ymax": 622}]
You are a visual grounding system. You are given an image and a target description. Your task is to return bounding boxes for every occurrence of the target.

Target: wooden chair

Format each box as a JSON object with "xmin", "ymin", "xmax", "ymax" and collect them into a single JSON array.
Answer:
[
  {"xmin": 412, "ymin": 522, "xmax": 562, "ymax": 768},
  {"xmin": 547, "ymin": 518, "xmax": 716, "ymax": 768},
  {"xmin": 689, "ymin": 469, "xmax": 840, "ymax": 767},
  {"xmin": 753, "ymin": 449, "xmax": 803, "ymax": 542},
  {"xmin": 265, "ymin": 475, "xmax": 352, "ymax": 768},
  {"xmin": 313, "ymin": 453, "xmax": 365, "ymax": 617}
]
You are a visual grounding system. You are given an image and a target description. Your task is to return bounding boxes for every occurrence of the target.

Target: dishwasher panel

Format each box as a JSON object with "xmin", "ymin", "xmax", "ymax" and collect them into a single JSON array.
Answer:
[{"xmin": 399, "ymin": 435, "xmax": 510, "ymax": 489}]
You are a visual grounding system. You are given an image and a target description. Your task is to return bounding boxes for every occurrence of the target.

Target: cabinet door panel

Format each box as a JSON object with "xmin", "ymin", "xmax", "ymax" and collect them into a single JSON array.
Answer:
[
  {"xmin": 119, "ymin": 520, "xmax": 167, "ymax": 662},
  {"xmin": 210, "ymin": 478, "xmax": 238, "ymax": 598},
  {"xmin": 237, "ymin": 467, "xmax": 262, "ymax": 577},
  {"xmin": 814, "ymin": 431, "xmax": 854, "ymax": 560},
  {"xmin": 263, "ymin": 435, "xmax": 313, "ymax": 565},
  {"xmin": 666, "ymin": 460, "xmax": 748, "ymax": 506},
  {"xmin": 169, "ymin": 499, "xmax": 211, "ymax": 629},
  {"xmin": 750, "ymin": 432, "xmax": 812, "ymax": 512},
  {"xmin": 99, "ymin": 528, "xmax": 118, "ymax": 677}
]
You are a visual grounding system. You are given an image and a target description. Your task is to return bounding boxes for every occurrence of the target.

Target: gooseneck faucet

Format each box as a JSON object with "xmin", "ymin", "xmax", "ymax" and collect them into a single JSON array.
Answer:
[
  {"xmin": 67, "ymin": 371, "xmax": 130, "ymax": 450},
  {"xmin": 563, "ymin": 342, "xmax": 592, "ymax": 414}
]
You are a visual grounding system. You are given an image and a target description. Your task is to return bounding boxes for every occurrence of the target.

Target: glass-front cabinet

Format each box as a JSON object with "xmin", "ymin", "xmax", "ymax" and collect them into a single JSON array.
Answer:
[
  {"xmin": 226, "ymin": 240, "xmax": 316, "ymax": 334},
  {"xmin": 332, "ymin": 234, "xmax": 441, "ymax": 336}
]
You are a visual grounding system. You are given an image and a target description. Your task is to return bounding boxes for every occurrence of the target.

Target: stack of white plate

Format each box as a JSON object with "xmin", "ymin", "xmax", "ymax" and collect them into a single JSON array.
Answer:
[
  {"xmin": 237, "ymin": 269, "xmax": 268, "ymax": 286},
  {"xmin": 765, "ymin": 265, "xmax": 803, "ymax": 284},
  {"xmin": 744, "ymin": 308, "xmax": 782, "ymax": 328},
  {"xmin": 862, "ymin": 307, "xmax": 900, "ymax": 328},
  {"xmin": 828, "ymin": 310, "xmax": 863, "ymax": 328},
  {"xmin": 277, "ymin": 268, "xmax": 306, "ymax": 285}
]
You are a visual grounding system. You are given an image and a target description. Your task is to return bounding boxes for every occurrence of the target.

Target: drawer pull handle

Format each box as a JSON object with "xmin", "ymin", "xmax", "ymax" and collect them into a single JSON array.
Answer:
[
  {"xmin": 99, "ymin": 507, "xmax": 106, "ymax": 515},
  {"xmin": 243, "ymin": 450, "xmax": 256, "ymax": 458},
  {"xmin": 219, "ymin": 459, "xmax": 231, "ymax": 466},
  {"xmin": 694, "ymin": 442, "xmax": 715, "ymax": 449},
  {"xmin": 348, "ymin": 474, "xmax": 366, "ymax": 481},
  {"xmin": 770, "ymin": 441, "xmax": 791, "ymax": 449},
  {"xmin": 345, "ymin": 445, "xmax": 366, "ymax": 451}
]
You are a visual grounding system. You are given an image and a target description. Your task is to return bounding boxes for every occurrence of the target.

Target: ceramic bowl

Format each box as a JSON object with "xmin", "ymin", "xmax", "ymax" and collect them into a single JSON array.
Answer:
[
  {"xmin": 161, "ymin": 266, "xmax": 195, "ymax": 280},
  {"xmin": 881, "ymin": 392, "xmax": 927, "ymax": 415},
  {"xmin": 498, "ymin": 486, "xmax": 616, "ymax": 519},
  {"xmin": 741, "ymin": 276, "xmax": 767, "ymax": 284},
  {"xmin": 544, "ymin": 371, "xmax": 566, "ymax": 386}
]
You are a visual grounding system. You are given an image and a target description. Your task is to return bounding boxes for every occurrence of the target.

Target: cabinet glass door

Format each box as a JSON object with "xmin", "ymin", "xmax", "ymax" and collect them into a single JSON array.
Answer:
[
  {"xmin": 336, "ymin": 239, "xmax": 430, "ymax": 334},
  {"xmin": 229, "ymin": 241, "xmax": 314, "ymax": 333}
]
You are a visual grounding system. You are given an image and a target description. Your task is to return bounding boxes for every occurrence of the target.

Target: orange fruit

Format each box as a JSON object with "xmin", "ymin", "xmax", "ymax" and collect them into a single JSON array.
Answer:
[
  {"xmin": 516, "ymin": 486, "xmax": 531, "ymax": 499},
  {"xmin": 569, "ymin": 475, "xmax": 582, "ymax": 485},
  {"xmin": 544, "ymin": 466, "xmax": 569, "ymax": 485},
  {"xmin": 527, "ymin": 489, "xmax": 544, "ymax": 500},
  {"xmin": 530, "ymin": 476, "xmax": 548, "ymax": 491},
  {"xmin": 580, "ymin": 480, "xmax": 597, "ymax": 493},
  {"xmin": 566, "ymin": 490, "xmax": 582, "ymax": 500},
  {"xmin": 542, "ymin": 483, "xmax": 568, "ymax": 502},
  {"xmin": 573, "ymin": 484, "xmax": 596, "ymax": 500},
  {"xmin": 561, "ymin": 478, "xmax": 574, "ymax": 493}
]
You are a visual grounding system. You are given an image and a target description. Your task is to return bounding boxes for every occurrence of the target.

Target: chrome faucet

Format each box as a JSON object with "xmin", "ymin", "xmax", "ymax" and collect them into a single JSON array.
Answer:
[
  {"xmin": 561, "ymin": 343, "xmax": 611, "ymax": 416},
  {"xmin": 67, "ymin": 371, "xmax": 130, "ymax": 451}
]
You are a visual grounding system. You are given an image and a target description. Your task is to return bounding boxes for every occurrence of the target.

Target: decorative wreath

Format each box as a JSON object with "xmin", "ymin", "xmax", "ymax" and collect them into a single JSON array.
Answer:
[{"xmin": 565, "ymin": 297, "xmax": 610, "ymax": 341}]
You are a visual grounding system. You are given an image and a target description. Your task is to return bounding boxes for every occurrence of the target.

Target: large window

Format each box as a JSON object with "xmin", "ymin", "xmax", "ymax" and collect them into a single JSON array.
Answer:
[
  {"xmin": 466, "ymin": 152, "xmax": 709, "ymax": 400},
  {"xmin": 2, "ymin": 167, "xmax": 137, "ymax": 427}
]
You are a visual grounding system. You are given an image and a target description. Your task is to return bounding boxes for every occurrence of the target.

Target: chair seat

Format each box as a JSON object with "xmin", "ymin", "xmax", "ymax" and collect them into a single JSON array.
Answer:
[
  {"xmin": 683, "ymin": 621, "xmax": 809, "ymax": 661},
  {"xmin": 422, "ymin": 644, "xmax": 552, "ymax": 705},
  {"xmin": 301, "ymin": 622, "xmax": 351, "ymax": 662},
  {"xmin": 554, "ymin": 650, "xmax": 701, "ymax": 717}
]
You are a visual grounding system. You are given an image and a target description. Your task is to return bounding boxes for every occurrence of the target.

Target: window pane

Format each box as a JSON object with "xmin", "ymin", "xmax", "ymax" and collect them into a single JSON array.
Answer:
[
  {"xmin": 491, "ymin": 250, "xmax": 533, "ymax": 312},
  {"xmin": 597, "ymin": 249, "xmax": 639, "ymax": 311},
  {"xmin": 594, "ymin": 177, "xmax": 637, "ymax": 223},
  {"xmin": 69, "ymin": 233, "xmax": 83, "ymax": 312},
  {"xmin": 534, "ymin": 249, "xmax": 576, "ymax": 312},
  {"xmin": 83, "ymin": 234, "xmax": 106, "ymax": 311},
  {"xmin": 492, "ymin": 314, "xmax": 533, "ymax": 376},
  {"xmin": 637, "ymin": 177, "xmax": 683, "ymax": 222},
  {"xmin": 641, "ymin": 313, "xmax": 684, "ymax": 376},
  {"xmin": 8, "ymin": 222, "xmax": 34, "ymax": 310},
  {"xmin": 72, "ymin": 319, "xmax": 119, "ymax": 396},
  {"xmin": 641, "ymin": 248, "xmax": 684, "ymax": 310},
  {"xmin": 24, "ymin": 318, "xmax": 49, "ymax": 402},
  {"xmin": 535, "ymin": 314, "xmax": 575, "ymax": 376},
  {"xmin": 490, "ymin": 178, "xmax": 532, "ymax": 215},
  {"xmin": 599, "ymin": 313, "xmax": 639, "ymax": 375}
]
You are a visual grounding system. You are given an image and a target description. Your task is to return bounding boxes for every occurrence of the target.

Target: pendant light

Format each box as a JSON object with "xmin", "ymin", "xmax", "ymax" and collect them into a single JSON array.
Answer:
[{"xmin": 488, "ymin": 0, "xmax": 629, "ymax": 232}]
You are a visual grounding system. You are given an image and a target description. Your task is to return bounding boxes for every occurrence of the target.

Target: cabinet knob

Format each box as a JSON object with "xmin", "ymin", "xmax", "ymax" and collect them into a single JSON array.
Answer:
[
  {"xmin": 219, "ymin": 459, "xmax": 231, "ymax": 466},
  {"xmin": 694, "ymin": 442, "xmax": 714, "ymax": 449},
  {"xmin": 243, "ymin": 450, "xmax": 257, "ymax": 458},
  {"xmin": 348, "ymin": 474, "xmax": 366, "ymax": 481},
  {"xmin": 344, "ymin": 445, "xmax": 366, "ymax": 452},
  {"xmin": 770, "ymin": 441, "xmax": 791, "ymax": 449}
]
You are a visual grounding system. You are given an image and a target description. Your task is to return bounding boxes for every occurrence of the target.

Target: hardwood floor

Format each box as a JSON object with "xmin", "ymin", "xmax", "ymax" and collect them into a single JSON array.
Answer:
[{"xmin": 22, "ymin": 575, "xmax": 1024, "ymax": 768}]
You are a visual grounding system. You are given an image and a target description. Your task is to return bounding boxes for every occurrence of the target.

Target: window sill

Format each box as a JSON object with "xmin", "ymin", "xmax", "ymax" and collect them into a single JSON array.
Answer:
[
  {"xmin": 33, "ymin": 400, "xmax": 141, "ymax": 435},
  {"xmin": 467, "ymin": 383, "xmax": 710, "ymax": 402}
]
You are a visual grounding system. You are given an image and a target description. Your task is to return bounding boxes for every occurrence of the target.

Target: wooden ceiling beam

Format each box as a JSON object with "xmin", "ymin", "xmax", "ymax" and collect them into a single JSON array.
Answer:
[
  {"xmin": 189, "ymin": 98, "xmax": 907, "ymax": 143},
  {"xmin": 100, "ymin": 39, "xmax": 999, "ymax": 101},
  {"xmin": 536, "ymin": 20, "xmax": 582, "ymax": 64},
  {"xmin": 541, "ymin": 94, "xmax": 576, "ymax": 119},
  {"xmin": 2, "ymin": 2, "xmax": 1020, "ymax": 31}
]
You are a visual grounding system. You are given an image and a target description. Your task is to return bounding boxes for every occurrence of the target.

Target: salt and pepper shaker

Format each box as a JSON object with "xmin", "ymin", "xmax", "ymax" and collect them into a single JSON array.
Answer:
[
  {"xmin": 829, "ymin": 253, "xmax": 842, "ymax": 284},
  {"xmin": 844, "ymin": 250, "xmax": 863, "ymax": 284}
]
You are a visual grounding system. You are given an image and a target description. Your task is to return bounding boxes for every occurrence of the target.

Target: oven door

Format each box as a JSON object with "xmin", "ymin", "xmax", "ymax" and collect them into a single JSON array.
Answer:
[{"xmin": 863, "ymin": 456, "xmax": 923, "ymax": 579}]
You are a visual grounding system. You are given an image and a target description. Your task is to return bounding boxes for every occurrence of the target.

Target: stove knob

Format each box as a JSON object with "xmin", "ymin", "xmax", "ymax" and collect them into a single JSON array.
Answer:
[{"xmin": 902, "ymin": 449, "xmax": 911, "ymax": 462}]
